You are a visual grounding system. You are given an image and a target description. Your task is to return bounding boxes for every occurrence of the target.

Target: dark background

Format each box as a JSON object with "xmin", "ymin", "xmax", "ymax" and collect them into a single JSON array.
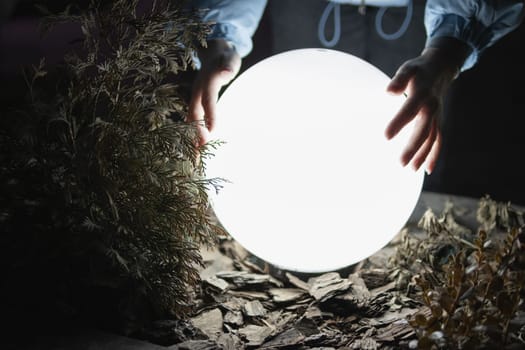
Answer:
[{"xmin": 2, "ymin": 0, "xmax": 525, "ymax": 205}]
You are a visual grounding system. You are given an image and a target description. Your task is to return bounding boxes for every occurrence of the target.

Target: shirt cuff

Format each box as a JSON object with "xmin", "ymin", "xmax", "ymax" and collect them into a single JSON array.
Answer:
[
  {"xmin": 208, "ymin": 22, "xmax": 252, "ymax": 58},
  {"xmin": 425, "ymin": 13, "xmax": 479, "ymax": 71}
]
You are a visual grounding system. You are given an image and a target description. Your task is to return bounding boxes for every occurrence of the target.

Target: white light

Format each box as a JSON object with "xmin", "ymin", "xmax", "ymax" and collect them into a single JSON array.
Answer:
[{"xmin": 206, "ymin": 49, "xmax": 423, "ymax": 273}]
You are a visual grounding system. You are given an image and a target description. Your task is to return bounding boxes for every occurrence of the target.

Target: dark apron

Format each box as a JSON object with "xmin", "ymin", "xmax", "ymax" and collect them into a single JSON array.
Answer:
[{"xmin": 256, "ymin": 0, "xmax": 426, "ymax": 77}]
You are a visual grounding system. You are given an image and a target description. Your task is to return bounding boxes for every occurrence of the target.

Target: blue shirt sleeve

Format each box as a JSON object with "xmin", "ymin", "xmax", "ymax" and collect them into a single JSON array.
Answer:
[
  {"xmin": 193, "ymin": 0, "xmax": 267, "ymax": 58},
  {"xmin": 425, "ymin": 0, "xmax": 524, "ymax": 71}
]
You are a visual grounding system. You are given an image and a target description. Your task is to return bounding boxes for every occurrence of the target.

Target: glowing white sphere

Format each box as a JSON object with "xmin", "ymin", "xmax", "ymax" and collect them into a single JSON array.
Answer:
[{"xmin": 206, "ymin": 49, "xmax": 423, "ymax": 273}]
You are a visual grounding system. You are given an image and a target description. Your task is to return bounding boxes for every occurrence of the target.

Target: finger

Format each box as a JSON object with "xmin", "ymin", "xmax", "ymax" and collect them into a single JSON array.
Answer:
[
  {"xmin": 201, "ymin": 83, "xmax": 219, "ymax": 132},
  {"xmin": 387, "ymin": 63, "xmax": 416, "ymax": 94},
  {"xmin": 425, "ymin": 129, "xmax": 442, "ymax": 174},
  {"xmin": 408, "ymin": 98, "xmax": 439, "ymax": 169},
  {"xmin": 188, "ymin": 82, "xmax": 205, "ymax": 123},
  {"xmin": 187, "ymin": 83, "xmax": 209, "ymax": 146},
  {"xmin": 385, "ymin": 90, "xmax": 425, "ymax": 140},
  {"xmin": 400, "ymin": 97, "xmax": 439, "ymax": 166},
  {"xmin": 202, "ymin": 69, "xmax": 235, "ymax": 132},
  {"xmin": 411, "ymin": 118, "xmax": 437, "ymax": 171},
  {"xmin": 196, "ymin": 124, "xmax": 210, "ymax": 147},
  {"xmin": 400, "ymin": 113, "xmax": 432, "ymax": 166}
]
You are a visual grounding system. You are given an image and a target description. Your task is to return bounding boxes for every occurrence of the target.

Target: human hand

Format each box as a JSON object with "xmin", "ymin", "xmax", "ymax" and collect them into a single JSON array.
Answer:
[
  {"xmin": 385, "ymin": 40, "xmax": 469, "ymax": 174},
  {"xmin": 188, "ymin": 39, "xmax": 241, "ymax": 146}
]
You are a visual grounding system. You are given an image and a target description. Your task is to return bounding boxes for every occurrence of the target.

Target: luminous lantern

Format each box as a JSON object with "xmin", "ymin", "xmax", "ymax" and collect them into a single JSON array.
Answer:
[{"xmin": 205, "ymin": 49, "xmax": 423, "ymax": 273}]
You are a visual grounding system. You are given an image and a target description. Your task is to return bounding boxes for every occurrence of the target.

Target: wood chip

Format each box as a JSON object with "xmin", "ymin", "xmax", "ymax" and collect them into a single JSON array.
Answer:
[
  {"xmin": 223, "ymin": 310, "xmax": 243, "ymax": 326},
  {"xmin": 199, "ymin": 248, "xmax": 234, "ymax": 281},
  {"xmin": 348, "ymin": 273, "xmax": 371, "ymax": 300},
  {"xmin": 268, "ymin": 288, "xmax": 306, "ymax": 303},
  {"xmin": 374, "ymin": 320, "xmax": 415, "ymax": 342},
  {"xmin": 370, "ymin": 280, "xmax": 396, "ymax": 295},
  {"xmin": 376, "ymin": 308, "xmax": 417, "ymax": 325},
  {"xmin": 221, "ymin": 297, "xmax": 244, "ymax": 312},
  {"xmin": 190, "ymin": 308, "xmax": 223, "ymax": 341},
  {"xmin": 261, "ymin": 327, "xmax": 305, "ymax": 349},
  {"xmin": 227, "ymin": 290, "xmax": 270, "ymax": 300},
  {"xmin": 216, "ymin": 333, "xmax": 243, "ymax": 350},
  {"xmin": 286, "ymin": 272, "xmax": 310, "ymax": 291},
  {"xmin": 168, "ymin": 340, "xmax": 220, "ymax": 350},
  {"xmin": 308, "ymin": 272, "xmax": 352, "ymax": 301},
  {"xmin": 243, "ymin": 300, "xmax": 266, "ymax": 317},
  {"xmin": 216, "ymin": 271, "xmax": 281, "ymax": 288},
  {"xmin": 305, "ymin": 305, "xmax": 323, "ymax": 320},
  {"xmin": 265, "ymin": 310, "xmax": 297, "ymax": 331},
  {"xmin": 203, "ymin": 276, "xmax": 229, "ymax": 292},
  {"xmin": 350, "ymin": 337, "xmax": 379, "ymax": 350},
  {"xmin": 238, "ymin": 325, "xmax": 273, "ymax": 346},
  {"xmin": 360, "ymin": 269, "xmax": 392, "ymax": 289}
]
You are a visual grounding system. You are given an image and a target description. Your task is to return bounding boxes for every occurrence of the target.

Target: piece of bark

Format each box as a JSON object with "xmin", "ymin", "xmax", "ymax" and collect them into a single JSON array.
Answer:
[
  {"xmin": 227, "ymin": 290, "xmax": 270, "ymax": 300},
  {"xmin": 168, "ymin": 340, "xmax": 220, "ymax": 350},
  {"xmin": 362, "ymin": 292, "xmax": 392, "ymax": 317},
  {"xmin": 305, "ymin": 328, "xmax": 346, "ymax": 347},
  {"xmin": 284, "ymin": 303, "xmax": 309, "ymax": 313},
  {"xmin": 268, "ymin": 288, "xmax": 306, "ymax": 303},
  {"xmin": 286, "ymin": 272, "xmax": 310, "ymax": 291},
  {"xmin": 360, "ymin": 268, "xmax": 392, "ymax": 290},
  {"xmin": 359, "ymin": 268, "xmax": 390, "ymax": 291},
  {"xmin": 216, "ymin": 271, "xmax": 281, "ymax": 288},
  {"xmin": 242, "ymin": 254, "xmax": 269, "ymax": 274},
  {"xmin": 243, "ymin": 300, "xmax": 266, "ymax": 317},
  {"xmin": 295, "ymin": 317, "xmax": 320, "ymax": 336},
  {"xmin": 348, "ymin": 273, "xmax": 372, "ymax": 300},
  {"xmin": 304, "ymin": 305, "xmax": 328, "ymax": 320},
  {"xmin": 374, "ymin": 320, "xmax": 415, "ymax": 342},
  {"xmin": 376, "ymin": 307, "xmax": 417, "ymax": 325},
  {"xmin": 349, "ymin": 337, "xmax": 379, "ymax": 350},
  {"xmin": 367, "ymin": 246, "xmax": 397, "ymax": 268},
  {"xmin": 223, "ymin": 310, "xmax": 244, "ymax": 327},
  {"xmin": 308, "ymin": 272, "xmax": 352, "ymax": 301},
  {"xmin": 260, "ymin": 328, "xmax": 305, "ymax": 349},
  {"xmin": 370, "ymin": 280, "xmax": 396, "ymax": 295},
  {"xmin": 265, "ymin": 310, "xmax": 297, "ymax": 331},
  {"xmin": 199, "ymin": 248, "xmax": 235, "ymax": 281},
  {"xmin": 216, "ymin": 333, "xmax": 243, "ymax": 350},
  {"xmin": 221, "ymin": 297, "xmax": 245, "ymax": 312},
  {"xmin": 238, "ymin": 325, "xmax": 273, "ymax": 346},
  {"xmin": 203, "ymin": 276, "xmax": 230, "ymax": 292},
  {"xmin": 190, "ymin": 308, "xmax": 223, "ymax": 341},
  {"xmin": 321, "ymin": 273, "xmax": 372, "ymax": 315}
]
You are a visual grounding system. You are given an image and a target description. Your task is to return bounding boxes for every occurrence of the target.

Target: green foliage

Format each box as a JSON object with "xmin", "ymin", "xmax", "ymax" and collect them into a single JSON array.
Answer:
[{"xmin": 0, "ymin": 0, "xmax": 224, "ymax": 331}]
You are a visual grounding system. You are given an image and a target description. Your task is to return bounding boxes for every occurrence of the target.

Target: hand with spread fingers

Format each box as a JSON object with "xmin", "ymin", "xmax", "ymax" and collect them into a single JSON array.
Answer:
[
  {"xmin": 385, "ymin": 38, "xmax": 470, "ymax": 174},
  {"xmin": 192, "ymin": 0, "xmax": 523, "ymax": 163},
  {"xmin": 188, "ymin": 39, "xmax": 241, "ymax": 146},
  {"xmin": 384, "ymin": 0, "xmax": 524, "ymax": 174}
]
